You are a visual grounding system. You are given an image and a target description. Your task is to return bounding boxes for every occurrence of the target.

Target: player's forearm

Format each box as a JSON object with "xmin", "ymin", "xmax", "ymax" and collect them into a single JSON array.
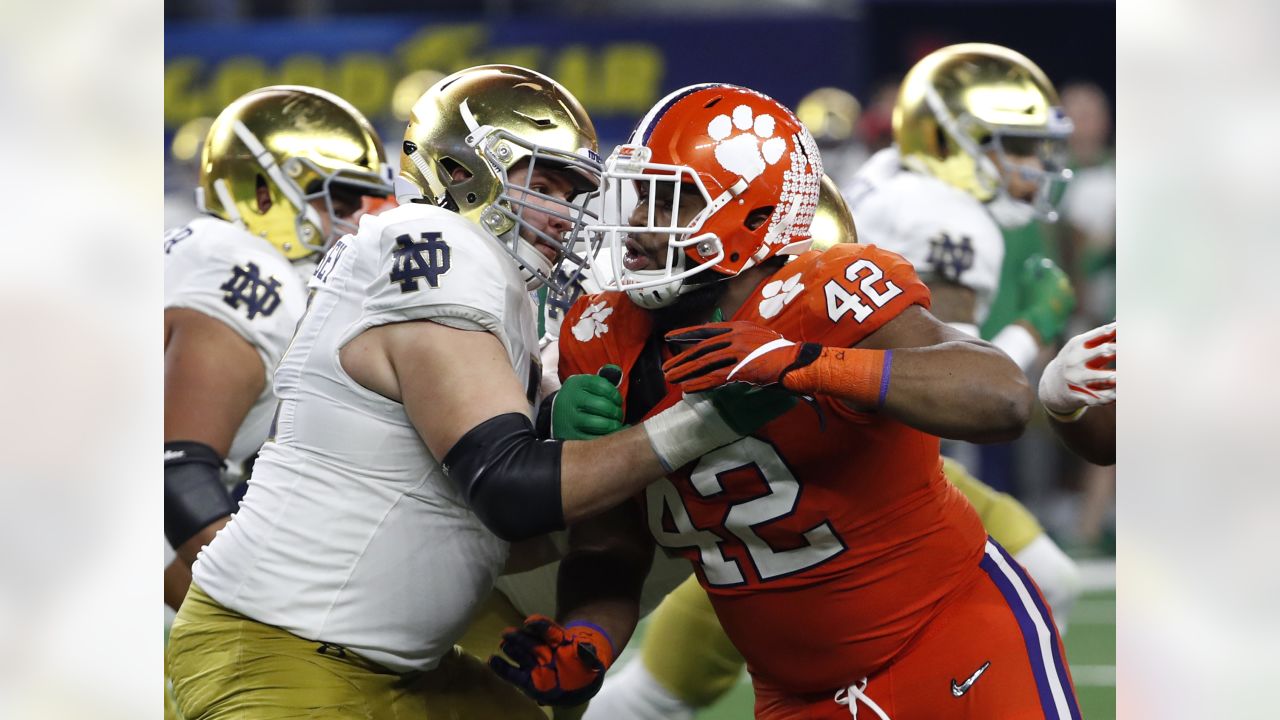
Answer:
[
  {"xmin": 881, "ymin": 341, "xmax": 1033, "ymax": 442},
  {"xmin": 1048, "ymin": 403, "xmax": 1116, "ymax": 466},
  {"xmin": 448, "ymin": 397, "xmax": 742, "ymax": 538},
  {"xmin": 560, "ymin": 426, "xmax": 669, "ymax": 525},
  {"xmin": 783, "ymin": 340, "xmax": 1032, "ymax": 442},
  {"xmin": 555, "ymin": 517, "xmax": 652, "ymax": 656}
]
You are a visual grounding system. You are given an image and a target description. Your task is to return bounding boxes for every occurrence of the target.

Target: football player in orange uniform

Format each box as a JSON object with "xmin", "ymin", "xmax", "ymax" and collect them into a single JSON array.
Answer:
[{"xmin": 554, "ymin": 84, "xmax": 1080, "ymax": 719}]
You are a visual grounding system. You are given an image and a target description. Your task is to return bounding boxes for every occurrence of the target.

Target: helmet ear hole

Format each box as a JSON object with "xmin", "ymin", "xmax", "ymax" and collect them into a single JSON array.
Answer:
[
  {"xmin": 745, "ymin": 206, "xmax": 775, "ymax": 231},
  {"xmin": 255, "ymin": 174, "xmax": 272, "ymax": 213},
  {"xmin": 439, "ymin": 157, "xmax": 473, "ymax": 184}
]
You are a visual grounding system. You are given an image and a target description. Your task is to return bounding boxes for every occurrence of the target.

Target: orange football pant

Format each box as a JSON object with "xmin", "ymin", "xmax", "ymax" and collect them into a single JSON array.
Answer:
[{"xmin": 752, "ymin": 539, "xmax": 1081, "ymax": 720}]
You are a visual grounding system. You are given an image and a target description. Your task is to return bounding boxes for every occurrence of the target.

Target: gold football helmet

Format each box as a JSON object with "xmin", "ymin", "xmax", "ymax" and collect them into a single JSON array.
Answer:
[
  {"xmin": 796, "ymin": 87, "xmax": 862, "ymax": 147},
  {"xmin": 398, "ymin": 64, "xmax": 602, "ymax": 292},
  {"xmin": 894, "ymin": 43, "xmax": 1073, "ymax": 223},
  {"xmin": 198, "ymin": 85, "xmax": 393, "ymax": 261},
  {"xmin": 808, "ymin": 174, "xmax": 859, "ymax": 251}
]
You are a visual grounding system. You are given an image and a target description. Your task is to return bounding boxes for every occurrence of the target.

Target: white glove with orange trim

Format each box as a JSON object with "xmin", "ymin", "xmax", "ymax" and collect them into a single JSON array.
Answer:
[{"xmin": 1039, "ymin": 322, "xmax": 1116, "ymax": 419}]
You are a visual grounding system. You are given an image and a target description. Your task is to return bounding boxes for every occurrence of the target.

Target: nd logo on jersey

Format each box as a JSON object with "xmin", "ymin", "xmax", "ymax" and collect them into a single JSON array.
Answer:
[
  {"xmin": 925, "ymin": 233, "xmax": 975, "ymax": 282},
  {"xmin": 390, "ymin": 231, "xmax": 451, "ymax": 293},
  {"xmin": 221, "ymin": 262, "xmax": 283, "ymax": 319}
]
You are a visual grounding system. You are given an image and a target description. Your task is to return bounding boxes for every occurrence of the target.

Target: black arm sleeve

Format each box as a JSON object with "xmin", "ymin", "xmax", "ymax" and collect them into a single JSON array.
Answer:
[
  {"xmin": 441, "ymin": 413, "xmax": 565, "ymax": 542},
  {"xmin": 534, "ymin": 389, "xmax": 557, "ymax": 440},
  {"xmin": 164, "ymin": 441, "xmax": 235, "ymax": 549}
]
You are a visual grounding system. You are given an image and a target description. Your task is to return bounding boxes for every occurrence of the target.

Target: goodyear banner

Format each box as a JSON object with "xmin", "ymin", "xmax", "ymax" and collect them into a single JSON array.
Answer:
[{"xmin": 165, "ymin": 15, "xmax": 864, "ymax": 143}]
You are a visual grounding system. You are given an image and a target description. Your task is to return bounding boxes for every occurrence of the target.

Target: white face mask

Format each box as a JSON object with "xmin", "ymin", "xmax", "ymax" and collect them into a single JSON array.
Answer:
[{"xmin": 986, "ymin": 192, "xmax": 1038, "ymax": 229}]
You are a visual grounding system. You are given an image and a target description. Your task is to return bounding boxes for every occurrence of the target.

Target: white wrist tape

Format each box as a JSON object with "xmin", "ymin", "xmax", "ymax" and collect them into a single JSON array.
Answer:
[
  {"xmin": 642, "ymin": 394, "xmax": 741, "ymax": 472},
  {"xmin": 992, "ymin": 323, "xmax": 1040, "ymax": 373}
]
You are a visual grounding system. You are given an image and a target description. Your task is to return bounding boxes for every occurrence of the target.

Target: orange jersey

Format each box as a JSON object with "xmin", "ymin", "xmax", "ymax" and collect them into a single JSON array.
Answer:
[{"xmin": 559, "ymin": 244, "xmax": 987, "ymax": 693}]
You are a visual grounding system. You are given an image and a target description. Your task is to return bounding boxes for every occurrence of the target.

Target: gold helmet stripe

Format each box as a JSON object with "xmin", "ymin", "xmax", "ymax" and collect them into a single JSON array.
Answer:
[{"xmin": 210, "ymin": 179, "xmax": 242, "ymax": 225}]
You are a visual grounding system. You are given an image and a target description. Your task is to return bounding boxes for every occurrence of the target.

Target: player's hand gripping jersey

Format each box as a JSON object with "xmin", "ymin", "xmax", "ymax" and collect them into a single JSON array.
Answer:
[
  {"xmin": 192, "ymin": 202, "xmax": 541, "ymax": 674},
  {"xmin": 163, "ymin": 216, "xmax": 310, "ymax": 483},
  {"xmin": 559, "ymin": 244, "xmax": 987, "ymax": 693}
]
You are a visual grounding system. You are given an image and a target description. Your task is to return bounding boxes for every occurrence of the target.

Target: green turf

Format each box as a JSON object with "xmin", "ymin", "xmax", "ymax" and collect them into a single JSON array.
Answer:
[{"xmin": 687, "ymin": 589, "xmax": 1116, "ymax": 719}]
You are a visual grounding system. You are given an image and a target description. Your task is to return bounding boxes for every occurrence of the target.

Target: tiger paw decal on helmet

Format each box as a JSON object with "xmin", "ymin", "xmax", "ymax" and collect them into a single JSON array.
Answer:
[{"xmin": 708, "ymin": 105, "xmax": 788, "ymax": 182}]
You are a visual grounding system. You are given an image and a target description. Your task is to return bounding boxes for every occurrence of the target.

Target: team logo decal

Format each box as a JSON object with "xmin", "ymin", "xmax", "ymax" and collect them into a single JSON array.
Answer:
[
  {"xmin": 221, "ymin": 262, "xmax": 283, "ymax": 319},
  {"xmin": 758, "ymin": 273, "xmax": 804, "ymax": 319},
  {"xmin": 390, "ymin": 231, "xmax": 451, "ymax": 293},
  {"xmin": 950, "ymin": 660, "xmax": 991, "ymax": 697},
  {"xmin": 571, "ymin": 301, "xmax": 614, "ymax": 342},
  {"xmin": 926, "ymin": 233, "xmax": 975, "ymax": 282},
  {"xmin": 708, "ymin": 105, "xmax": 788, "ymax": 182},
  {"xmin": 545, "ymin": 265, "xmax": 588, "ymax": 322}
]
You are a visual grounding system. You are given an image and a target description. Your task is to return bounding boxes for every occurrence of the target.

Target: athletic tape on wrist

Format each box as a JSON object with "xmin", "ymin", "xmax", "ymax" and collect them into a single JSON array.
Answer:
[
  {"xmin": 642, "ymin": 394, "xmax": 740, "ymax": 472},
  {"xmin": 782, "ymin": 346, "xmax": 890, "ymax": 409}
]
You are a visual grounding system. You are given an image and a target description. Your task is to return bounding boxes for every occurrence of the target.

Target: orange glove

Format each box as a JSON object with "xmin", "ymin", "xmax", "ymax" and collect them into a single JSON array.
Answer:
[
  {"xmin": 664, "ymin": 321, "xmax": 891, "ymax": 409},
  {"xmin": 489, "ymin": 615, "xmax": 615, "ymax": 707}
]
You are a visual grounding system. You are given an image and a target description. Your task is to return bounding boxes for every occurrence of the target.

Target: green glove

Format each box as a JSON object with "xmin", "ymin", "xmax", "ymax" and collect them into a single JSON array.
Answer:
[
  {"xmin": 551, "ymin": 366, "xmax": 626, "ymax": 440},
  {"xmin": 1018, "ymin": 255, "xmax": 1076, "ymax": 342},
  {"xmin": 705, "ymin": 382, "xmax": 798, "ymax": 436}
]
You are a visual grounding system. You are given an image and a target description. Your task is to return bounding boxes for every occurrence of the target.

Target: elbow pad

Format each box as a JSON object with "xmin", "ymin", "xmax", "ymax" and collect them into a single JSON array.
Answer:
[
  {"xmin": 442, "ymin": 413, "xmax": 565, "ymax": 542},
  {"xmin": 164, "ymin": 441, "xmax": 235, "ymax": 549}
]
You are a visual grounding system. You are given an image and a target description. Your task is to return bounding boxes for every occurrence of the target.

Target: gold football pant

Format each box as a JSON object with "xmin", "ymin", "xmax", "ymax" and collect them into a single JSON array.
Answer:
[
  {"xmin": 167, "ymin": 583, "xmax": 547, "ymax": 720},
  {"xmin": 638, "ymin": 458, "xmax": 1050, "ymax": 707},
  {"xmin": 942, "ymin": 456, "xmax": 1043, "ymax": 554}
]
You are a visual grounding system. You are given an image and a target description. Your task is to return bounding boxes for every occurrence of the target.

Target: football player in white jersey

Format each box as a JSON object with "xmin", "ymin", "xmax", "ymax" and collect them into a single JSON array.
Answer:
[
  {"xmin": 845, "ymin": 43, "xmax": 1082, "ymax": 623},
  {"xmin": 847, "ymin": 43, "xmax": 1076, "ymax": 369},
  {"xmin": 163, "ymin": 84, "xmax": 393, "ymax": 610},
  {"xmin": 166, "ymin": 65, "xmax": 791, "ymax": 720}
]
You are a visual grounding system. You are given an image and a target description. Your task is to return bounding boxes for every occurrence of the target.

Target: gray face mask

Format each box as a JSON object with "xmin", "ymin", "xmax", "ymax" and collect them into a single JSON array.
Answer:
[{"xmin": 986, "ymin": 191, "xmax": 1038, "ymax": 229}]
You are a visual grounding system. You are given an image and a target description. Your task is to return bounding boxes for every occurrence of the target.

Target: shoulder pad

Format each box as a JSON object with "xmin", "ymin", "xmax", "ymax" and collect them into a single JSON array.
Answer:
[
  {"xmin": 163, "ymin": 217, "xmax": 309, "ymax": 371},
  {"xmin": 859, "ymin": 174, "xmax": 1003, "ymax": 291},
  {"xmin": 736, "ymin": 244, "xmax": 931, "ymax": 348},
  {"xmin": 558, "ymin": 291, "xmax": 652, "ymax": 380},
  {"xmin": 361, "ymin": 203, "xmax": 518, "ymax": 329}
]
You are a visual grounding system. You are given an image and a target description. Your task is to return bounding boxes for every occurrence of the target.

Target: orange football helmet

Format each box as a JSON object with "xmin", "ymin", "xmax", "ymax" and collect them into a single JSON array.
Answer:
[{"xmin": 591, "ymin": 84, "xmax": 824, "ymax": 309}]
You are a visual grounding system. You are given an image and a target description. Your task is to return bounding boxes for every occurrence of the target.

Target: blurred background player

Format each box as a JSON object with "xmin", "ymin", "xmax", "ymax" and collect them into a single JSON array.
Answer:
[
  {"xmin": 162, "ymin": 84, "xmax": 393, "ymax": 720},
  {"xmin": 795, "ymin": 87, "xmax": 867, "ymax": 190},
  {"xmin": 164, "ymin": 85, "xmax": 393, "ymax": 609},
  {"xmin": 844, "ymin": 41, "xmax": 1083, "ymax": 619}
]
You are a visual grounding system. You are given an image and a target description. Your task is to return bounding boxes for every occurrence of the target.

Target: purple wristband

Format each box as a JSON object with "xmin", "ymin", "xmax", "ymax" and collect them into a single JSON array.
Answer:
[
  {"xmin": 563, "ymin": 620, "xmax": 616, "ymax": 657},
  {"xmin": 877, "ymin": 350, "xmax": 893, "ymax": 408}
]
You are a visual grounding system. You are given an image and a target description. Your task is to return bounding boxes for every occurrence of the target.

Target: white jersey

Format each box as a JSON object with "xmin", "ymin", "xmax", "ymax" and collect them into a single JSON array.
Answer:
[
  {"xmin": 193, "ymin": 203, "xmax": 540, "ymax": 674},
  {"xmin": 163, "ymin": 217, "xmax": 309, "ymax": 481},
  {"xmin": 845, "ymin": 147, "xmax": 1005, "ymax": 324}
]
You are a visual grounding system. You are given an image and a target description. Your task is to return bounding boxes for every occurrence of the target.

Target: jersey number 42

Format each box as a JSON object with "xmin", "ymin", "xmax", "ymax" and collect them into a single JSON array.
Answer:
[
  {"xmin": 824, "ymin": 258, "xmax": 902, "ymax": 323},
  {"xmin": 646, "ymin": 437, "xmax": 846, "ymax": 587}
]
